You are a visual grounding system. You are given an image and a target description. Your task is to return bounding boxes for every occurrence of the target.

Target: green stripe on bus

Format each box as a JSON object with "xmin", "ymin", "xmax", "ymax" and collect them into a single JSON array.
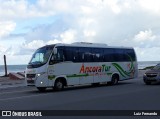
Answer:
[
  {"xmin": 67, "ymin": 74, "xmax": 89, "ymax": 78},
  {"xmin": 48, "ymin": 75, "xmax": 56, "ymax": 80},
  {"xmin": 112, "ymin": 63, "xmax": 127, "ymax": 77},
  {"xmin": 107, "ymin": 72, "xmax": 112, "ymax": 76},
  {"xmin": 112, "ymin": 55, "xmax": 135, "ymax": 77}
]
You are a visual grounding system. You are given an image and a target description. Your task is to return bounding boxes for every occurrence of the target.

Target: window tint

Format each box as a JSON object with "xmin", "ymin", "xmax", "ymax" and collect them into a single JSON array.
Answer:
[
  {"xmin": 79, "ymin": 47, "xmax": 92, "ymax": 62},
  {"xmin": 103, "ymin": 48, "xmax": 136, "ymax": 62},
  {"xmin": 49, "ymin": 46, "xmax": 136, "ymax": 63},
  {"xmin": 49, "ymin": 46, "xmax": 65, "ymax": 65},
  {"xmin": 92, "ymin": 48, "xmax": 104, "ymax": 62},
  {"xmin": 104, "ymin": 48, "xmax": 115, "ymax": 62},
  {"xmin": 64, "ymin": 47, "xmax": 73, "ymax": 61},
  {"xmin": 114, "ymin": 49, "xmax": 125, "ymax": 62},
  {"xmin": 63, "ymin": 47, "xmax": 79, "ymax": 62},
  {"xmin": 125, "ymin": 49, "xmax": 136, "ymax": 61},
  {"xmin": 56, "ymin": 47, "xmax": 64, "ymax": 61}
]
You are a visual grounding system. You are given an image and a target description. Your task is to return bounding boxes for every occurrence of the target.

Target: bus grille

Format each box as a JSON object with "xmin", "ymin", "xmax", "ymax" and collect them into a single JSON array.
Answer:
[
  {"xmin": 26, "ymin": 74, "xmax": 36, "ymax": 78},
  {"xmin": 27, "ymin": 80, "xmax": 35, "ymax": 84}
]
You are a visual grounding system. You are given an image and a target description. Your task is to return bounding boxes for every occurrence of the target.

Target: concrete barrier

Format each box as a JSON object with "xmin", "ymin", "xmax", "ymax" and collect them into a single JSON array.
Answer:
[
  {"xmin": 17, "ymin": 72, "xmax": 25, "ymax": 77},
  {"xmin": 9, "ymin": 72, "xmax": 25, "ymax": 80}
]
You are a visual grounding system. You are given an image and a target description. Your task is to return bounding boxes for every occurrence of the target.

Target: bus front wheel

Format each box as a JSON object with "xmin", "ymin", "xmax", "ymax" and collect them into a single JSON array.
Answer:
[
  {"xmin": 54, "ymin": 79, "xmax": 64, "ymax": 91},
  {"xmin": 108, "ymin": 75, "xmax": 119, "ymax": 85}
]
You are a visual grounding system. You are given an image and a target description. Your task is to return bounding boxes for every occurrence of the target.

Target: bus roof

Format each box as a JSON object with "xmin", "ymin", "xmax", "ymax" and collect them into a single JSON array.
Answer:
[
  {"xmin": 40, "ymin": 42, "xmax": 133, "ymax": 49},
  {"xmin": 54, "ymin": 42, "xmax": 134, "ymax": 49}
]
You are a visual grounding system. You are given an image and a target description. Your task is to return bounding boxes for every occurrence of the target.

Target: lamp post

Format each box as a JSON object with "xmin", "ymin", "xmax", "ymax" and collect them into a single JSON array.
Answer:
[{"xmin": 4, "ymin": 55, "xmax": 7, "ymax": 76}]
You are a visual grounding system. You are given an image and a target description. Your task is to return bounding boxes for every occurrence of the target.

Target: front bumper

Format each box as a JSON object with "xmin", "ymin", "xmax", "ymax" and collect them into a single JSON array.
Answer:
[
  {"xmin": 143, "ymin": 75, "xmax": 160, "ymax": 82},
  {"xmin": 25, "ymin": 74, "xmax": 36, "ymax": 86}
]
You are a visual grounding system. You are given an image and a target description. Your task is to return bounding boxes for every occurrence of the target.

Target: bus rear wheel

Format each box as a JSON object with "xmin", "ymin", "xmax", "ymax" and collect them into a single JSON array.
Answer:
[
  {"xmin": 54, "ymin": 79, "xmax": 64, "ymax": 91},
  {"xmin": 108, "ymin": 75, "xmax": 119, "ymax": 85}
]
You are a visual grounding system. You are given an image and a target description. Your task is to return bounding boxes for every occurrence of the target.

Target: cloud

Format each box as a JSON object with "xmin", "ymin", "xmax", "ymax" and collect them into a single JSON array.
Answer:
[
  {"xmin": 17, "ymin": 29, "xmax": 77, "ymax": 55},
  {"xmin": 0, "ymin": 45, "xmax": 7, "ymax": 53},
  {"xmin": 2, "ymin": 0, "xmax": 160, "ymax": 64},
  {"xmin": 3, "ymin": 55, "xmax": 31, "ymax": 65},
  {"xmin": 0, "ymin": 21, "xmax": 16, "ymax": 38},
  {"xmin": 46, "ymin": 39, "xmax": 60, "ymax": 45},
  {"xmin": 0, "ymin": 0, "xmax": 75, "ymax": 20},
  {"xmin": 134, "ymin": 29, "xmax": 156, "ymax": 42},
  {"xmin": 23, "ymin": 40, "xmax": 44, "ymax": 50},
  {"xmin": 16, "ymin": 0, "xmax": 160, "ymax": 58},
  {"xmin": 135, "ymin": 47, "xmax": 160, "ymax": 61},
  {"xmin": 138, "ymin": 0, "xmax": 160, "ymax": 14},
  {"xmin": 60, "ymin": 29, "xmax": 77, "ymax": 43},
  {"xmin": 0, "ymin": 0, "xmax": 51, "ymax": 20},
  {"xmin": 12, "ymin": 40, "xmax": 45, "ymax": 55},
  {"xmin": 131, "ymin": 29, "xmax": 157, "ymax": 48}
]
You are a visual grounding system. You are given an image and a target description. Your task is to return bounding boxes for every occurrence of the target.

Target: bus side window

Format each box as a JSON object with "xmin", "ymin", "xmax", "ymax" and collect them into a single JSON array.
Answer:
[
  {"xmin": 125, "ymin": 49, "xmax": 136, "ymax": 61},
  {"xmin": 79, "ymin": 47, "xmax": 92, "ymax": 62},
  {"xmin": 104, "ymin": 48, "xmax": 115, "ymax": 62},
  {"xmin": 49, "ymin": 53, "xmax": 55, "ymax": 65},
  {"xmin": 49, "ymin": 47, "xmax": 64, "ymax": 65},
  {"xmin": 73, "ymin": 48, "xmax": 79, "ymax": 62},
  {"xmin": 78, "ymin": 48, "xmax": 83, "ymax": 62},
  {"xmin": 92, "ymin": 48, "xmax": 104, "ymax": 62},
  {"xmin": 114, "ymin": 49, "xmax": 125, "ymax": 62},
  {"xmin": 64, "ymin": 47, "xmax": 73, "ymax": 62},
  {"xmin": 56, "ymin": 48, "xmax": 65, "ymax": 62}
]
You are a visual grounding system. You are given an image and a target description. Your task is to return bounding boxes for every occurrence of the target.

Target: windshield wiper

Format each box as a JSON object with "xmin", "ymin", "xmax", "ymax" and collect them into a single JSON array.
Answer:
[{"xmin": 30, "ymin": 61, "xmax": 44, "ymax": 64}]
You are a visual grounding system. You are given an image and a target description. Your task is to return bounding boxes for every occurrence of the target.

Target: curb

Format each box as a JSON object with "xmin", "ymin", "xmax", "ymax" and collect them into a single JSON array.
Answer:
[{"xmin": 0, "ymin": 81, "xmax": 26, "ymax": 89}]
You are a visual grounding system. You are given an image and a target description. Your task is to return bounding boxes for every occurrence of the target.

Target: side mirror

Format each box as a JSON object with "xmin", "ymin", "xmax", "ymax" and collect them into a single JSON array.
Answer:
[{"xmin": 54, "ymin": 48, "xmax": 57, "ymax": 54}]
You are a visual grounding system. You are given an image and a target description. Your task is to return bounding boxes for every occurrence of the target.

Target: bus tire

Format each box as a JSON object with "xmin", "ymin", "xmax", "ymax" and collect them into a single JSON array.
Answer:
[
  {"xmin": 37, "ymin": 87, "xmax": 46, "ymax": 92},
  {"xmin": 108, "ymin": 75, "xmax": 119, "ymax": 85},
  {"xmin": 54, "ymin": 79, "xmax": 64, "ymax": 91}
]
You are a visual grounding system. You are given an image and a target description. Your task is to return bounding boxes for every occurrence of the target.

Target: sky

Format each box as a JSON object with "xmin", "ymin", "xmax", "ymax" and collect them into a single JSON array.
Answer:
[{"xmin": 0, "ymin": 0, "xmax": 160, "ymax": 65}]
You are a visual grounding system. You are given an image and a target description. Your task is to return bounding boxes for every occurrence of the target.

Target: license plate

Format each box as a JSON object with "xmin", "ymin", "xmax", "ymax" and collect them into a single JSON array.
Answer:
[{"xmin": 148, "ymin": 78, "xmax": 156, "ymax": 80}]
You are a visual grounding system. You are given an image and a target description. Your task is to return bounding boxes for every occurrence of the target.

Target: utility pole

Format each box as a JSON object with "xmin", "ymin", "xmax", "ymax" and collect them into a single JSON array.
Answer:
[{"xmin": 4, "ymin": 55, "xmax": 7, "ymax": 76}]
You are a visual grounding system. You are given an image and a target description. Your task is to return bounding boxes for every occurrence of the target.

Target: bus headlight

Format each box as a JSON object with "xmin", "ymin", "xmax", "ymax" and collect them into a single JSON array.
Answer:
[
  {"xmin": 37, "ymin": 74, "xmax": 41, "ymax": 77},
  {"xmin": 36, "ymin": 72, "xmax": 45, "ymax": 77}
]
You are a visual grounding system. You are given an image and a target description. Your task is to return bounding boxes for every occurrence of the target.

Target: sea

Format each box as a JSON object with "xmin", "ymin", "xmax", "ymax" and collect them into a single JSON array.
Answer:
[
  {"xmin": 0, "ymin": 61, "xmax": 160, "ymax": 76},
  {"xmin": 0, "ymin": 65, "xmax": 27, "ymax": 76}
]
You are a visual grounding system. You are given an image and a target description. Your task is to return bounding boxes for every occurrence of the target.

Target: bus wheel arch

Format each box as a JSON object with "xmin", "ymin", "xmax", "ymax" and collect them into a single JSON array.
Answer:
[
  {"xmin": 54, "ymin": 77, "xmax": 67, "ymax": 91},
  {"xmin": 108, "ymin": 73, "xmax": 119, "ymax": 85}
]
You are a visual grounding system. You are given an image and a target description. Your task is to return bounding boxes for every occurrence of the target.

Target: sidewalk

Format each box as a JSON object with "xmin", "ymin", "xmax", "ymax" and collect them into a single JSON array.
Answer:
[{"xmin": 0, "ymin": 76, "xmax": 26, "ymax": 89}]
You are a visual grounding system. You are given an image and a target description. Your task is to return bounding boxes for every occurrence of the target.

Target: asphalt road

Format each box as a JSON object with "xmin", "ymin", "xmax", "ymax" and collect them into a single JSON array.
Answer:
[{"xmin": 0, "ymin": 76, "xmax": 160, "ymax": 118}]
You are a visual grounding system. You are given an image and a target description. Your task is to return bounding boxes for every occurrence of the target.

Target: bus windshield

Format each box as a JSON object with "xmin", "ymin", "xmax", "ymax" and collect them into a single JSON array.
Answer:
[{"xmin": 28, "ymin": 46, "xmax": 54, "ymax": 68}]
